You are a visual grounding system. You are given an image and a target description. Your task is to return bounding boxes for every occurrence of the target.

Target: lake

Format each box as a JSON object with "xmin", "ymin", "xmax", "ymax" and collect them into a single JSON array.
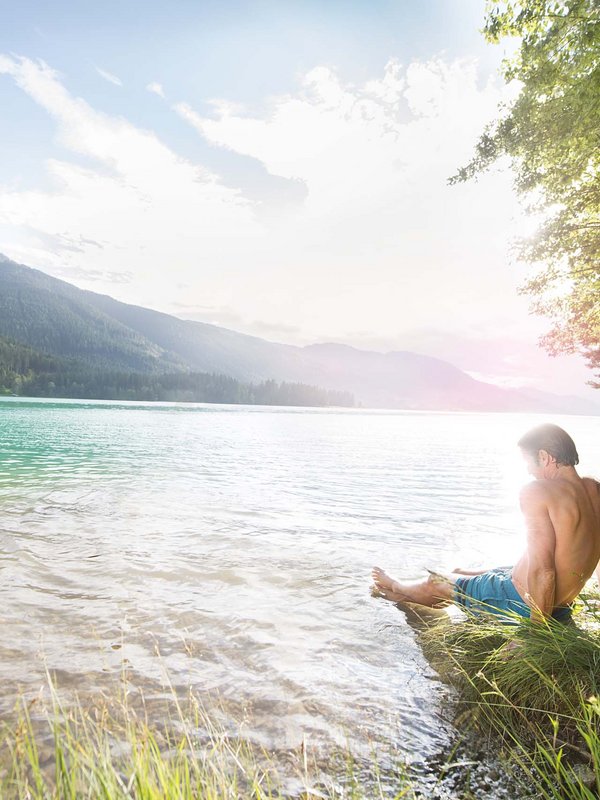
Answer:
[{"xmin": 1, "ymin": 398, "xmax": 599, "ymax": 771}]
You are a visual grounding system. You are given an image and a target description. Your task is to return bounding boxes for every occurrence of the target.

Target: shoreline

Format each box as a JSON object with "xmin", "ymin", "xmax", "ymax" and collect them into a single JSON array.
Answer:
[{"xmin": 4, "ymin": 596, "xmax": 600, "ymax": 799}]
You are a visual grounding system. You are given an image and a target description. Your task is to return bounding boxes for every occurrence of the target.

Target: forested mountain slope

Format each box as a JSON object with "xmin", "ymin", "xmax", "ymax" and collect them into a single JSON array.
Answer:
[
  {"xmin": 0, "ymin": 255, "xmax": 596, "ymax": 413},
  {"xmin": 0, "ymin": 256, "xmax": 183, "ymax": 372}
]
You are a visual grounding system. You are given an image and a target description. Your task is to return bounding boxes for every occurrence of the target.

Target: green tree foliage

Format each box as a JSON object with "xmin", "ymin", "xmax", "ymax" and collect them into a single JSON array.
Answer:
[
  {"xmin": 0, "ymin": 337, "xmax": 60, "ymax": 394},
  {"xmin": 452, "ymin": 1, "xmax": 600, "ymax": 381}
]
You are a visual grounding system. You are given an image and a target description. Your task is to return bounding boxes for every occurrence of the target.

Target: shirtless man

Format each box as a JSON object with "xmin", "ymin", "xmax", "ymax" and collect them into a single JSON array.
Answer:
[{"xmin": 372, "ymin": 424, "xmax": 600, "ymax": 623}]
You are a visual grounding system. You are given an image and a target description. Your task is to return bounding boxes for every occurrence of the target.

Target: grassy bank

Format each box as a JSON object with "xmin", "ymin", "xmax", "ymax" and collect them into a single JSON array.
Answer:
[
  {"xmin": 421, "ymin": 591, "xmax": 600, "ymax": 798},
  {"xmin": 0, "ymin": 678, "xmax": 414, "ymax": 800},
  {"xmin": 6, "ymin": 605, "xmax": 600, "ymax": 800}
]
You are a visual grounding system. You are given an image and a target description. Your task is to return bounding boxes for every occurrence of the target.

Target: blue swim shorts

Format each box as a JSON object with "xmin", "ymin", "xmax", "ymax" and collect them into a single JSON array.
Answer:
[{"xmin": 453, "ymin": 567, "xmax": 572, "ymax": 624}]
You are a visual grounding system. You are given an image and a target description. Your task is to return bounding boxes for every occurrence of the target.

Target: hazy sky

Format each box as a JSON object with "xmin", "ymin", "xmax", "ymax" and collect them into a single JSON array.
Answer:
[{"xmin": 0, "ymin": 1, "xmax": 594, "ymax": 397}]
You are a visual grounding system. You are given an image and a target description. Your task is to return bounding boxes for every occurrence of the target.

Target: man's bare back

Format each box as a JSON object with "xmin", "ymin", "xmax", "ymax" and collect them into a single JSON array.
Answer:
[
  {"xmin": 371, "ymin": 424, "xmax": 600, "ymax": 624},
  {"xmin": 511, "ymin": 471, "xmax": 600, "ymax": 616}
]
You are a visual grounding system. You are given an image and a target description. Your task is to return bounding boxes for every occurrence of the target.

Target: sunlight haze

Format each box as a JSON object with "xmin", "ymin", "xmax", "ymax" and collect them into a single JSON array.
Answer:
[{"xmin": 0, "ymin": 0, "xmax": 593, "ymax": 397}]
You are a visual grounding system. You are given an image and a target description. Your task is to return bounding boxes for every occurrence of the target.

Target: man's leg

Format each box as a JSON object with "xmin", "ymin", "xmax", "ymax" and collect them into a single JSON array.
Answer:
[{"xmin": 371, "ymin": 566, "xmax": 456, "ymax": 607}]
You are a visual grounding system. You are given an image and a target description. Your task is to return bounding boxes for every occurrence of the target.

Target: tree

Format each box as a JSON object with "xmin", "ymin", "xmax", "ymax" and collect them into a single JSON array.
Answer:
[{"xmin": 451, "ymin": 1, "xmax": 600, "ymax": 382}]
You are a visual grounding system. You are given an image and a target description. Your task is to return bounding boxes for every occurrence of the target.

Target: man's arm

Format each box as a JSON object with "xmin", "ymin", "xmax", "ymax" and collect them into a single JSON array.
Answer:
[
  {"xmin": 451, "ymin": 567, "xmax": 490, "ymax": 576},
  {"xmin": 594, "ymin": 482, "xmax": 600, "ymax": 586},
  {"xmin": 520, "ymin": 482, "xmax": 557, "ymax": 623}
]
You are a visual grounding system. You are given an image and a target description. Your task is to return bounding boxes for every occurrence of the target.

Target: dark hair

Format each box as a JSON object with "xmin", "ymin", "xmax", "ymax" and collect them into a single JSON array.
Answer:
[{"xmin": 517, "ymin": 424, "xmax": 579, "ymax": 466}]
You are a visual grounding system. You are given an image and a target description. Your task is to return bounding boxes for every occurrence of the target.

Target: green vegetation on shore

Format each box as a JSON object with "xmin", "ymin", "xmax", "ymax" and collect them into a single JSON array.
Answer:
[
  {"xmin": 0, "ymin": 336, "xmax": 354, "ymax": 407},
  {"xmin": 0, "ymin": 679, "xmax": 412, "ymax": 800},
  {"xmin": 7, "ymin": 604, "xmax": 600, "ymax": 800},
  {"xmin": 422, "ymin": 592, "xmax": 600, "ymax": 798},
  {"xmin": 0, "ymin": 259, "xmax": 358, "ymax": 408}
]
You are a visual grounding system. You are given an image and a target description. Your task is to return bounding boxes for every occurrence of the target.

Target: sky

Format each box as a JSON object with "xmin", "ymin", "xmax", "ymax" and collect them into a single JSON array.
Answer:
[{"xmin": 0, "ymin": 0, "xmax": 595, "ymax": 399}]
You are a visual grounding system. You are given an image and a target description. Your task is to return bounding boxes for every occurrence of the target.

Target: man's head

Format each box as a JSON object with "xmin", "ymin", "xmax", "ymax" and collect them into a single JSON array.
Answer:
[{"xmin": 518, "ymin": 423, "xmax": 579, "ymax": 478}]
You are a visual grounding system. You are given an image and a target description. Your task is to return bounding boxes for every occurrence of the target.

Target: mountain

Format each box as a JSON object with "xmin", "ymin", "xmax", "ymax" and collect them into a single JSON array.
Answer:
[
  {"xmin": 0, "ymin": 329, "xmax": 355, "ymax": 406},
  {"xmin": 0, "ymin": 254, "xmax": 597, "ymax": 413},
  {"xmin": 0, "ymin": 254, "xmax": 316, "ymax": 381},
  {"xmin": 0, "ymin": 254, "xmax": 183, "ymax": 372}
]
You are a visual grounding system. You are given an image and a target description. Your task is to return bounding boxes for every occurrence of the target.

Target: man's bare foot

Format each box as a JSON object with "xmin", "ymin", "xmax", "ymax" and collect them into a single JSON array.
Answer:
[
  {"xmin": 371, "ymin": 567, "xmax": 403, "ymax": 599},
  {"xmin": 371, "ymin": 566, "xmax": 454, "ymax": 607},
  {"xmin": 371, "ymin": 566, "xmax": 414, "ymax": 602},
  {"xmin": 372, "ymin": 566, "xmax": 396, "ymax": 591}
]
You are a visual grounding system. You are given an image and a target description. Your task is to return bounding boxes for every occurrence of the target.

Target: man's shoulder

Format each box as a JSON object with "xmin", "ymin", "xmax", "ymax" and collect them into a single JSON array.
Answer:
[
  {"xmin": 582, "ymin": 476, "xmax": 600, "ymax": 490},
  {"xmin": 519, "ymin": 480, "xmax": 553, "ymax": 509},
  {"xmin": 520, "ymin": 479, "xmax": 552, "ymax": 498},
  {"xmin": 581, "ymin": 476, "xmax": 600, "ymax": 502}
]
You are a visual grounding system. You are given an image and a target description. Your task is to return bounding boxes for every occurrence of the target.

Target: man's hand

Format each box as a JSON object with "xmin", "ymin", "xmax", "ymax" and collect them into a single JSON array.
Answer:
[{"xmin": 524, "ymin": 587, "xmax": 555, "ymax": 624}]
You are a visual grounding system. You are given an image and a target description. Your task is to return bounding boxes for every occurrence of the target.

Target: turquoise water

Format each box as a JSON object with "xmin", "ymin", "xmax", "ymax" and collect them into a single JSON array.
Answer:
[{"xmin": 1, "ymin": 397, "xmax": 599, "ymax": 761}]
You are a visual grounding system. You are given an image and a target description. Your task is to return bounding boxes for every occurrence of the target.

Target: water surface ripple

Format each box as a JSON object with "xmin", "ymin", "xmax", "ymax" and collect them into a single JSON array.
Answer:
[{"xmin": 1, "ymin": 398, "xmax": 599, "ymax": 761}]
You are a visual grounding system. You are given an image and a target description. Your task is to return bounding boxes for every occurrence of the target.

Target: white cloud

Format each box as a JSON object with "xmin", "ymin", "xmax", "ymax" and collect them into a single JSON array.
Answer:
[
  {"xmin": 0, "ymin": 55, "xmax": 258, "ymax": 311},
  {"xmin": 95, "ymin": 66, "xmax": 123, "ymax": 87},
  {"xmin": 1, "ymin": 51, "xmax": 573, "ymax": 393},
  {"xmin": 146, "ymin": 81, "xmax": 165, "ymax": 98},
  {"xmin": 174, "ymin": 58, "xmax": 526, "ymax": 338}
]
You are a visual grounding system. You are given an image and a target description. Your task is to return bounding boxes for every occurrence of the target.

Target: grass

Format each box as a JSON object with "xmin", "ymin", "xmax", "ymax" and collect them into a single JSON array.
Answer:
[
  {"xmin": 420, "ymin": 590, "xmax": 600, "ymax": 798},
  {"xmin": 7, "ymin": 599, "xmax": 600, "ymax": 799},
  {"xmin": 0, "ymin": 673, "xmax": 415, "ymax": 800}
]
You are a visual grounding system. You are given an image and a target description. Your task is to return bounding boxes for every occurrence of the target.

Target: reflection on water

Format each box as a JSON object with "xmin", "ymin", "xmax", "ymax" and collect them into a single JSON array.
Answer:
[{"xmin": 1, "ymin": 398, "xmax": 599, "ymax": 761}]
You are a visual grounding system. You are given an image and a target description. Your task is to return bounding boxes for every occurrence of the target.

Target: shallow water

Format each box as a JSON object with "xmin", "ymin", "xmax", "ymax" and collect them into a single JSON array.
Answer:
[{"xmin": 1, "ymin": 398, "xmax": 599, "ymax": 764}]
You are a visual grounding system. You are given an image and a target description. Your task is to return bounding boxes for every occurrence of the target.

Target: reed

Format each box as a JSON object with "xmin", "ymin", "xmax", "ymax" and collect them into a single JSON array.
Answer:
[
  {"xmin": 421, "ymin": 591, "xmax": 600, "ymax": 798},
  {"xmin": 0, "ymin": 675, "xmax": 414, "ymax": 800}
]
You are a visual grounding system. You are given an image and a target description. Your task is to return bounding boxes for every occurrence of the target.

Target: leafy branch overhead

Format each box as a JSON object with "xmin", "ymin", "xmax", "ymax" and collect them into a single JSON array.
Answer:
[{"xmin": 451, "ymin": 0, "xmax": 600, "ymax": 382}]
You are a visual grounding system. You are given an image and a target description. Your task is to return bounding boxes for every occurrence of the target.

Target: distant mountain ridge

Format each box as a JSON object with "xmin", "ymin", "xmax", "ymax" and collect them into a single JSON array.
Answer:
[
  {"xmin": 0, "ymin": 254, "xmax": 597, "ymax": 414},
  {"xmin": 0, "ymin": 254, "xmax": 180, "ymax": 372}
]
